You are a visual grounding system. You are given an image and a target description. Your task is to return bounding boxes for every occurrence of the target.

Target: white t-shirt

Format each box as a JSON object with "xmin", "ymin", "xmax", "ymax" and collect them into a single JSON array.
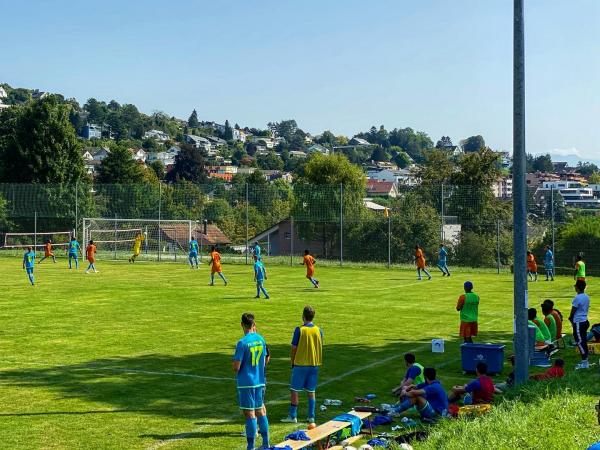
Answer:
[{"xmin": 572, "ymin": 293, "xmax": 590, "ymax": 323}]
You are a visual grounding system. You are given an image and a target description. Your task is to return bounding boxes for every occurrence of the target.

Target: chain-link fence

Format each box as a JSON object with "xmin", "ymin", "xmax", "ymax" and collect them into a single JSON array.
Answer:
[{"xmin": 0, "ymin": 182, "xmax": 597, "ymax": 273}]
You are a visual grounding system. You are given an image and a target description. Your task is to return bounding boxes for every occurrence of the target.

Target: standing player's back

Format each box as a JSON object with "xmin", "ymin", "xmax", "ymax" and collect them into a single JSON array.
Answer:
[{"xmin": 235, "ymin": 332, "xmax": 267, "ymax": 388}]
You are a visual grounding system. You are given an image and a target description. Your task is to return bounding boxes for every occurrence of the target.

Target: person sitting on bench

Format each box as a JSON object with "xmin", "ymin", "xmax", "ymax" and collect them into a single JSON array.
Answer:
[
  {"xmin": 391, "ymin": 353, "xmax": 424, "ymax": 397},
  {"xmin": 393, "ymin": 367, "xmax": 448, "ymax": 421},
  {"xmin": 530, "ymin": 358, "xmax": 565, "ymax": 381},
  {"xmin": 541, "ymin": 302, "xmax": 559, "ymax": 341},
  {"xmin": 528, "ymin": 308, "xmax": 549, "ymax": 346},
  {"xmin": 586, "ymin": 323, "xmax": 600, "ymax": 343},
  {"xmin": 448, "ymin": 362, "xmax": 500, "ymax": 405}
]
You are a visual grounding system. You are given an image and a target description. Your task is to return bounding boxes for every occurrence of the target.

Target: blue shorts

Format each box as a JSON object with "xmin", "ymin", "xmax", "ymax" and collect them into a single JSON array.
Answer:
[
  {"xmin": 418, "ymin": 402, "xmax": 439, "ymax": 420},
  {"xmin": 189, "ymin": 252, "xmax": 198, "ymax": 258},
  {"xmin": 238, "ymin": 387, "xmax": 264, "ymax": 410},
  {"xmin": 26, "ymin": 267, "xmax": 34, "ymax": 274},
  {"xmin": 291, "ymin": 366, "xmax": 319, "ymax": 393},
  {"xmin": 69, "ymin": 253, "xmax": 78, "ymax": 259},
  {"xmin": 545, "ymin": 264, "xmax": 554, "ymax": 270}
]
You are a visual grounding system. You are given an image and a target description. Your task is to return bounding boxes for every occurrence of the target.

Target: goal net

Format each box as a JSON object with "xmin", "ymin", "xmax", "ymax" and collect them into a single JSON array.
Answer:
[
  {"xmin": 82, "ymin": 218, "xmax": 194, "ymax": 261},
  {"xmin": 3, "ymin": 230, "xmax": 72, "ymax": 250}
]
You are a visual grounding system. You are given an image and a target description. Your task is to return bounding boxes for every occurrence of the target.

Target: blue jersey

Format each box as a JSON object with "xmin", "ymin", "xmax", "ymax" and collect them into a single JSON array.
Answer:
[
  {"xmin": 544, "ymin": 249, "xmax": 554, "ymax": 266},
  {"xmin": 189, "ymin": 240, "xmax": 199, "ymax": 254},
  {"xmin": 254, "ymin": 261, "xmax": 266, "ymax": 281},
  {"xmin": 233, "ymin": 332, "xmax": 267, "ymax": 389},
  {"xmin": 416, "ymin": 380, "xmax": 448, "ymax": 414},
  {"xmin": 68, "ymin": 240, "xmax": 80, "ymax": 254},
  {"xmin": 439, "ymin": 247, "xmax": 447, "ymax": 262},
  {"xmin": 23, "ymin": 251, "xmax": 35, "ymax": 269}
]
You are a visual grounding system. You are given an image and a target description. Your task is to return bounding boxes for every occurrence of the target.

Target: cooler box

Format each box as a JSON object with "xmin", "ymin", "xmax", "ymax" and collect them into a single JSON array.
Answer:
[{"xmin": 460, "ymin": 343, "xmax": 505, "ymax": 374}]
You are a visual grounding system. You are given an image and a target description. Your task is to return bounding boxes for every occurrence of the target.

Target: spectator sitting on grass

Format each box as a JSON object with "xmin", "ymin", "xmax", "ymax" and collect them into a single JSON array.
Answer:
[
  {"xmin": 530, "ymin": 358, "xmax": 565, "ymax": 381},
  {"xmin": 448, "ymin": 362, "xmax": 500, "ymax": 405},
  {"xmin": 391, "ymin": 353, "xmax": 424, "ymax": 398},
  {"xmin": 529, "ymin": 308, "xmax": 552, "ymax": 345},
  {"xmin": 496, "ymin": 355, "xmax": 515, "ymax": 392},
  {"xmin": 392, "ymin": 367, "xmax": 448, "ymax": 422},
  {"xmin": 587, "ymin": 323, "xmax": 600, "ymax": 343}
]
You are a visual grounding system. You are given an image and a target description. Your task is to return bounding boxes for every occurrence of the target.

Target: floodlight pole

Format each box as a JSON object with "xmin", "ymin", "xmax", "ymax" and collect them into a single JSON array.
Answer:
[{"xmin": 513, "ymin": 0, "xmax": 529, "ymax": 384}]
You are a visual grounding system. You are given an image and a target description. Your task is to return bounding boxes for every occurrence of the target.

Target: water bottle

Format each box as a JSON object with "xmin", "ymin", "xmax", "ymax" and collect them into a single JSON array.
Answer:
[{"xmin": 323, "ymin": 399, "xmax": 342, "ymax": 406}]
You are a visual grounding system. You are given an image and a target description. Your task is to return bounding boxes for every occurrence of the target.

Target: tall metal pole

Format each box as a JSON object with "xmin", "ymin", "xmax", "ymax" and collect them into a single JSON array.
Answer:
[
  {"xmin": 245, "ymin": 183, "xmax": 249, "ymax": 265},
  {"xmin": 496, "ymin": 219, "xmax": 501, "ymax": 274},
  {"xmin": 551, "ymin": 186, "xmax": 555, "ymax": 260},
  {"xmin": 339, "ymin": 183, "xmax": 343, "ymax": 267},
  {"xmin": 290, "ymin": 217, "xmax": 294, "ymax": 267},
  {"xmin": 34, "ymin": 211, "xmax": 37, "ymax": 253},
  {"xmin": 387, "ymin": 212, "xmax": 391, "ymax": 269},
  {"xmin": 113, "ymin": 213, "xmax": 117, "ymax": 260},
  {"xmin": 513, "ymin": 0, "xmax": 529, "ymax": 384},
  {"xmin": 75, "ymin": 181, "xmax": 78, "ymax": 241},
  {"xmin": 158, "ymin": 182, "xmax": 162, "ymax": 262},
  {"xmin": 440, "ymin": 183, "xmax": 445, "ymax": 241}
]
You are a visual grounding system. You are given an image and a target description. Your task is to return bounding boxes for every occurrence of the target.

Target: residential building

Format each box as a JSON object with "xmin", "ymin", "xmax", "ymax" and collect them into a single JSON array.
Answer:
[
  {"xmin": 206, "ymin": 136, "xmax": 227, "ymax": 147},
  {"xmin": 536, "ymin": 181, "xmax": 600, "ymax": 208},
  {"xmin": 233, "ymin": 128, "xmax": 248, "ymax": 142},
  {"xmin": 363, "ymin": 199, "xmax": 387, "ymax": 212},
  {"xmin": 492, "ymin": 177, "xmax": 513, "ymax": 199},
  {"xmin": 183, "ymin": 134, "xmax": 212, "ymax": 152},
  {"xmin": 525, "ymin": 172, "xmax": 560, "ymax": 189},
  {"xmin": 147, "ymin": 151, "xmax": 176, "ymax": 168},
  {"xmin": 306, "ymin": 144, "xmax": 330, "ymax": 155},
  {"xmin": 367, "ymin": 167, "xmax": 418, "ymax": 186},
  {"xmin": 129, "ymin": 148, "xmax": 147, "ymax": 162},
  {"xmin": 143, "ymin": 129, "xmax": 170, "ymax": 141},
  {"xmin": 82, "ymin": 146, "xmax": 111, "ymax": 161},
  {"xmin": 82, "ymin": 123, "xmax": 103, "ymax": 140},
  {"xmin": 31, "ymin": 89, "xmax": 48, "ymax": 100},
  {"xmin": 498, "ymin": 151, "xmax": 512, "ymax": 170},
  {"xmin": 349, "ymin": 137, "xmax": 371, "ymax": 146},
  {"xmin": 0, "ymin": 87, "xmax": 7, "ymax": 99},
  {"xmin": 366, "ymin": 180, "xmax": 399, "ymax": 198},
  {"xmin": 289, "ymin": 150, "xmax": 307, "ymax": 158},
  {"xmin": 250, "ymin": 136, "xmax": 275, "ymax": 149}
]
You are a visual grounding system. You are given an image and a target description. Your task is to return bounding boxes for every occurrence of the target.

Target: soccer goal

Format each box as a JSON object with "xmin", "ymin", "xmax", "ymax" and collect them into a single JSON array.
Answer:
[
  {"xmin": 3, "ymin": 230, "xmax": 73, "ymax": 251},
  {"xmin": 82, "ymin": 218, "xmax": 194, "ymax": 262}
]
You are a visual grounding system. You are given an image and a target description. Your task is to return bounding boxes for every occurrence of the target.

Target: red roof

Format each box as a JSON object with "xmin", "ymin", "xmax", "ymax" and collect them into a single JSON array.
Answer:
[
  {"xmin": 366, "ymin": 180, "xmax": 395, "ymax": 194},
  {"xmin": 160, "ymin": 224, "xmax": 231, "ymax": 247}
]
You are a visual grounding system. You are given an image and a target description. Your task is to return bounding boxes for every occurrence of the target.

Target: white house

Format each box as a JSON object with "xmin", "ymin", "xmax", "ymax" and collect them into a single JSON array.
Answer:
[
  {"xmin": 0, "ymin": 87, "xmax": 7, "ymax": 99},
  {"xmin": 289, "ymin": 150, "xmax": 307, "ymax": 158},
  {"xmin": 233, "ymin": 129, "xmax": 248, "ymax": 142},
  {"xmin": 251, "ymin": 136, "xmax": 275, "ymax": 149},
  {"xmin": 129, "ymin": 148, "xmax": 147, "ymax": 162},
  {"xmin": 367, "ymin": 167, "xmax": 418, "ymax": 186},
  {"xmin": 349, "ymin": 137, "xmax": 371, "ymax": 146},
  {"xmin": 306, "ymin": 144, "xmax": 330, "ymax": 155},
  {"xmin": 492, "ymin": 177, "xmax": 513, "ymax": 199},
  {"xmin": 147, "ymin": 151, "xmax": 176, "ymax": 167},
  {"xmin": 183, "ymin": 134, "xmax": 212, "ymax": 152},
  {"xmin": 144, "ymin": 129, "xmax": 170, "ymax": 141},
  {"xmin": 537, "ymin": 181, "xmax": 600, "ymax": 208}
]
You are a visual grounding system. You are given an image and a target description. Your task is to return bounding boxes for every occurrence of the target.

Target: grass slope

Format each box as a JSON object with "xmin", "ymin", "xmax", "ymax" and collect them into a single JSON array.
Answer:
[{"xmin": 0, "ymin": 257, "xmax": 597, "ymax": 449}]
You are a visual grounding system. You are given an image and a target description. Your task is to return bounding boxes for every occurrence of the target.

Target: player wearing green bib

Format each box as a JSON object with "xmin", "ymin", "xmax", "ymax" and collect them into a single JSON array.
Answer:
[
  {"xmin": 530, "ymin": 308, "xmax": 551, "ymax": 344},
  {"xmin": 574, "ymin": 255, "xmax": 586, "ymax": 281},
  {"xmin": 457, "ymin": 281, "xmax": 479, "ymax": 343}
]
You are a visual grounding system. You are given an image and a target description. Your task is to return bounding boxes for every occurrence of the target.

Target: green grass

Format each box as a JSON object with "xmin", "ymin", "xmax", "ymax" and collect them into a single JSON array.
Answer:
[{"xmin": 0, "ymin": 256, "xmax": 598, "ymax": 449}]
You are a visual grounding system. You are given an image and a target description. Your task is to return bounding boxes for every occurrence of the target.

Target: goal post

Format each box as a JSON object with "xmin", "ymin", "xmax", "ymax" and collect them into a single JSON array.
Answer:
[{"xmin": 82, "ymin": 218, "xmax": 194, "ymax": 262}]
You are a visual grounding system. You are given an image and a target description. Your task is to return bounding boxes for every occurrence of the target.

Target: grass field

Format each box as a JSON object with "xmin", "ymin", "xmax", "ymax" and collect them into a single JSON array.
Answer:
[{"xmin": 0, "ymin": 256, "xmax": 598, "ymax": 449}]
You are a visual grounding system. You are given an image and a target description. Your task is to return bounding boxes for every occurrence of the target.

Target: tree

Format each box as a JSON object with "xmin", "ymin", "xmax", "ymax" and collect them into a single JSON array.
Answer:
[
  {"xmin": 149, "ymin": 160, "xmax": 166, "ymax": 180},
  {"xmin": 268, "ymin": 120, "xmax": 298, "ymax": 141},
  {"xmin": 436, "ymin": 136, "xmax": 454, "ymax": 148},
  {"xmin": 589, "ymin": 172, "xmax": 600, "ymax": 184},
  {"xmin": 166, "ymin": 144, "xmax": 208, "ymax": 183},
  {"xmin": 413, "ymin": 149, "xmax": 453, "ymax": 184},
  {"xmin": 392, "ymin": 150, "xmax": 412, "ymax": 169},
  {"xmin": 96, "ymin": 145, "xmax": 145, "ymax": 184},
  {"xmin": 460, "ymin": 135, "xmax": 486, "ymax": 153},
  {"xmin": 370, "ymin": 146, "xmax": 389, "ymax": 162},
  {"xmin": 224, "ymin": 120, "xmax": 233, "ymax": 141},
  {"xmin": 257, "ymin": 152, "xmax": 284, "ymax": 171},
  {"xmin": 188, "ymin": 109, "xmax": 200, "ymax": 128},
  {"xmin": 0, "ymin": 96, "xmax": 85, "ymax": 183},
  {"xmin": 576, "ymin": 161, "xmax": 599, "ymax": 176},
  {"xmin": 531, "ymin": 153, "xmax": 553, "ymax": 172},
  {"xmin": 316, "ymin": 130, "xmax": 337, "ymax": 147}
]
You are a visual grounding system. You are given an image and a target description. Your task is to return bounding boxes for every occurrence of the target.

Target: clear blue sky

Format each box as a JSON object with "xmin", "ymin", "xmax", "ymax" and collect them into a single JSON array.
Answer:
[{"xmin": 2, "ymin": 0, "xmax": 599, "ymax": 161}]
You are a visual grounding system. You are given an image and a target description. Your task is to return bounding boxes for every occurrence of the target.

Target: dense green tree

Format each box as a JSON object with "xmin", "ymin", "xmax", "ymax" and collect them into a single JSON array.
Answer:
[
  {"xmin": 96, "ymin": 145, "xmax": 145, "ymax": 184},
  {"xmin": 166, "ymin": 144, "xmax": 208, "ymax": 183},
  {"xmin": 224, "ymin": 120, "xmax": 233, "ymax": 141},
  {"xmin": 460, "ymin": 135, "xmax": 486, "ymax": 153},
  {"xmin": 268, "ymin": 120, "xmax": 298, "ymax": 142},
  {"xmin": 413, "ymin": 149, "xmax": 453, "ymax": 184},
  {"xmin": 588, "ymin": 172, "xmax": 600, "ymax": 184},
  {"xmin": 0, "ymin": 96, "xmax": 85, "ymax": 183},
  {"xmin": 257, "ymin": 152, "xmax": 284, "ymax": 171},
  {"xmin": 531, "ymin": 153, "xmax": 553, "ymax": 172},
  {"xmin": 84, "ymin": 98, "xmax": 108, "ymax": 124},
  {"xmin": 370, "ymin": 146, "xmax": 389, "ymax": 162},
  {"xmin": 149, "ymin": 160, "xmax": 165, "ymax": 180},
  {"xmin": 436, "ymin": 136, "xmax": 454, "ymax": 148},
  {"xmin": 576, "ymin": 161, "xmax": 599, "ymax": 176},
  {"xmin": 391, "ymin": 149, "xmax": 412, "ymax": 168},
  {"xmin": 316, "ymin": 130, "xmax": 337, "ymax": 147}
]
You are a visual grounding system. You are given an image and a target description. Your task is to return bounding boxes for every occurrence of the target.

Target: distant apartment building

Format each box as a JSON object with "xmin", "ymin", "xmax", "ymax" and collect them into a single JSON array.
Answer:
[
  {"xmin": 82, "ymin": 123, "xmax": 103, "ymax": 140},
  {"xmin": 492, "ymin": 177, "xmax": 513, "ymax": 199},
  {"xmin": 143, "ymin": 129, "xmax": 170, "ymax": 141},
  {"xmin": 536, "ymin": 181, "xmax": 600, "ymax": 208}
]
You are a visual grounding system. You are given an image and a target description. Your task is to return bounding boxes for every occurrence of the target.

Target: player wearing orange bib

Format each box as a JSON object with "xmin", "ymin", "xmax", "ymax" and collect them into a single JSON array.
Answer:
[
  {"xmin": 38, "ymin": 240, "xmax": 56, "ymax": 264},
  {"xmin": 209, "ymin": 246, "xmax": 228, "ymax": 286},
  {"xmin": 85, "ymin": 240, "xmax": 98, "ymax": 273},
  {"xmin": 527, "ymin": 251, "xmax": 538, "ymax": 281},
  {"xmin": 303, "ymin": 250, "xmax": 319, "ymax": 288},
  {"xmin": 415, "ymin": 245, "xmax": 432, "ymax": 280}
]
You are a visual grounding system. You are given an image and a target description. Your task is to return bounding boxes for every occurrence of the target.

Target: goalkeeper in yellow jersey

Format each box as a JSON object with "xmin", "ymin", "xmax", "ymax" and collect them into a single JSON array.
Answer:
[{"xmin": 128, "ymin": 232, "xmax": 145, "ymax": 263}]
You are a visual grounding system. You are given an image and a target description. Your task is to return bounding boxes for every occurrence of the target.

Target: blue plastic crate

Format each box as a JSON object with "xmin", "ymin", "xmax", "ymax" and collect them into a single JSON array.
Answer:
[{"xmin": 460, "ymin": 343, "xmax": 505, "ymax": 374}]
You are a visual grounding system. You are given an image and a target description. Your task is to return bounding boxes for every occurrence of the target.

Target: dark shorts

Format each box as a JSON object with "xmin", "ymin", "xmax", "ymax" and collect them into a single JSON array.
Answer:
[{"xmin": 460, "ymin": 321, "xmax": 478, "ymax": 337}]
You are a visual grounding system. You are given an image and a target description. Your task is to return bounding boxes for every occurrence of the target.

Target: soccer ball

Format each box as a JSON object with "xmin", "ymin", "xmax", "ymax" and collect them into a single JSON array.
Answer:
[
  {"xmin": 359, "ymin": 445, "xmax": 374, "ymax": 450},
  {"xmin": 399, "ymin": 444, "xmax": 414, "ymax": 450}
]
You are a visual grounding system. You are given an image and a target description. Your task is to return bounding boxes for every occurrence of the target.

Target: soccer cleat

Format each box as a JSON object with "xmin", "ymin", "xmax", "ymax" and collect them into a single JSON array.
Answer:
[
  {"xmin": 307, "ymin": 417, "xmax": 315, "ymax": 423},
  {"xmin": 428, "ymin": 276, "xmax": 432, "ymax": 280},
  {"xmin": 280, "ymin": 416, "xmax": 297, "ymax": 423},
  {"xmin": 254, "ymin": 296, "xmax": 260, "ymax": 299},
  {"xmin": 575, "ymin": 360, "xmax": 590, "ymax": 370},
  {"xmin": 265, "ymin": 296, "xmax": 270, "ymax": 300}
]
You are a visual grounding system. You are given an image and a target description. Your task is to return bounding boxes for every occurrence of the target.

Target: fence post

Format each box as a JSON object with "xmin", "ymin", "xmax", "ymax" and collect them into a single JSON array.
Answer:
[
  {"xmin": 113, "ymin": 213, "xmax": 117, "ymax": 260},
  {"xmin": 75, "ymin": 181, "xmax": 78, "ymax": 240},
  {"xmin": 34, "ymin": 211, "xmax": 37, "ymax": 252},
  {"xmin": 551, "ymin": 186, "xmax": 555, "ymax": 261},
  {"xmin": 158, "ymin": 182, "xmax": 162, "ymax": 262},
  {"xmin": 245, "ymin": 183, "xmax": 249, "ymax": 265},
  {"xmin": 496, "ymin": 219, "xmax": 501, "ymax": 274},
  {"xmin": 290, "ymin": 216, "xmax": 294, "ymax": 267},
  {"xmin": 339, "ymin": 183, "xmax": 343, "ymax": 267},
  {"xmin": 387, "ymin": 211, "xmax": 391, "ymax": 269},
  {"xmin": 440, "ymin": 183, "xmax": 445, "ymax": 240}
]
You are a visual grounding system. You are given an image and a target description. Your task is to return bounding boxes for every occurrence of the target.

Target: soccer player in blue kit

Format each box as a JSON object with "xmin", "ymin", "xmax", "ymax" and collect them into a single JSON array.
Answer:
[
  {"xmin": 233, "ymin": 313, "xmax": 270, "ymax": 450},
  {"xmin": 67, "ymin": 236, "xmax": 81, "ymax": 269},
  {"xmin": 23, "ymin": 246, "xmax": 35, "ymax": 286},
  {"xmin": 544, "ymin": 245, "xmax": 554, "ymax": 281},
  {"xmin": 189, "ymin": 236, "xmax": 199, "ymax": 269},
  {"xmin": 253, "ymin": 255, "xmax": 269, "ymax": 299}
]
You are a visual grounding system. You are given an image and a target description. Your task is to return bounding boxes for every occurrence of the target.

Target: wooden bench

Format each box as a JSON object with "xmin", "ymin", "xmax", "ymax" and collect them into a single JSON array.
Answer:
[
  {"xmin": 328, "ymin": 434, "xmax": 365, "ymax": 450},
  {"xmin": 275, "ymin": 410, "xmax": 372, "ymax": 450}
]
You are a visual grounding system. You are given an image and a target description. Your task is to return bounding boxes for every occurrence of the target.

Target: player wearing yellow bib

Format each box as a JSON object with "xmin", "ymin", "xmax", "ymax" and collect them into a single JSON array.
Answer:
[
  {"xmin": 281, "ymin": 305, "xmax": 323, "ymax": 424},
  {"xmin": 128, "ymin": 232, "xmax": 145, "ymax": 263},
  {"xmin": 574, "ymin": 255, "xmax": 586, "ymax": 281}
]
